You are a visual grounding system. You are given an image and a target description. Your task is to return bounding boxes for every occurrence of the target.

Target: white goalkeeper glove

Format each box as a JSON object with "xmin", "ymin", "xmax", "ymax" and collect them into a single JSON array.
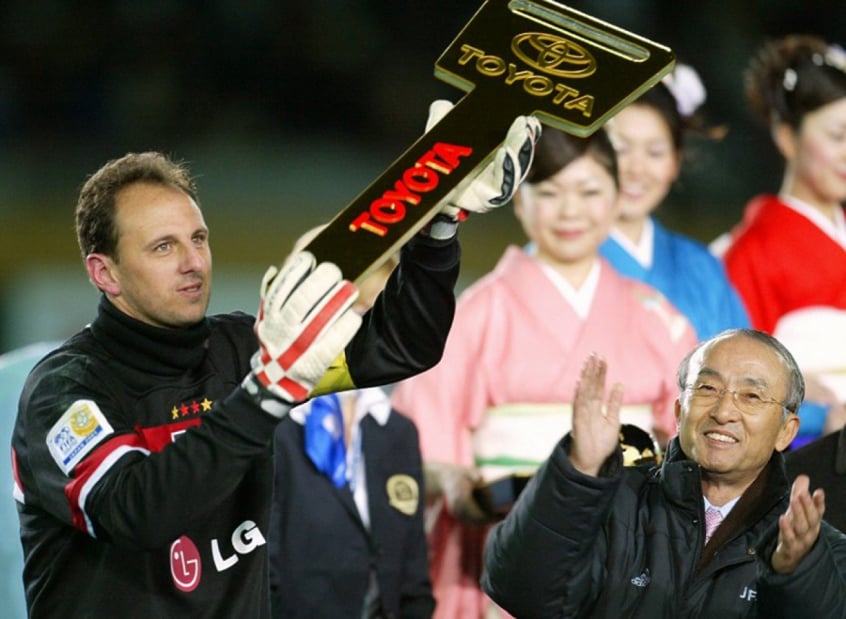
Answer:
[
  {"xmin": 421, "ymin": 99, "xmax": 542, "ymax": 240},
  {"xmin": 243, "ymin": 251, "xmax": 362, "ymax": 416}
]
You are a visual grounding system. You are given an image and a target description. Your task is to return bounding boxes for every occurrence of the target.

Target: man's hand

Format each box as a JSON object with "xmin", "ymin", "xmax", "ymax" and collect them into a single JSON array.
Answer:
[
  {"xmin": 425, "ymin": 461, "xmax": 491, "ymax": 525},
  {"xmin": 419, "ymin": 99, "xmax": 541, "ymax": 240},
  {"xmin": 771, "ymin": 475, "xmax": 825, "ymax": 574},
  {"xmin": 245, "ymin": 251, "xmax": 362, "ymax": 414},
  {"xmin": 569, "ymin": 354, "xmax": 625, "ymax": 477}
]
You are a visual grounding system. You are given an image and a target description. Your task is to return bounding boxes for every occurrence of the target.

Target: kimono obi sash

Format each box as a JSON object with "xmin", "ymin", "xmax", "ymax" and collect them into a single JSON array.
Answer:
[{"xmin": 472, "ymin": 402, "xmax": 654, "ymax": 482}]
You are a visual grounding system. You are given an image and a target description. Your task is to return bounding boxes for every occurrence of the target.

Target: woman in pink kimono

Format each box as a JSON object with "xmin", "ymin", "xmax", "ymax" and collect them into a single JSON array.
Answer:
[
  {"xmin": 713, "ymin": 35, "xmax": 846, "ymax": 444},
  {"xmin": 391, "ymin": 127, "xmax": 697, "ymax": 618}
]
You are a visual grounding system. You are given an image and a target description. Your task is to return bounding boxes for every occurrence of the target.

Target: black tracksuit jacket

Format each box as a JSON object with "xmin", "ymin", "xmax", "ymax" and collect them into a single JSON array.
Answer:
[
  {"xmin": 483, "ymin": 437, "xmax": 846, "ymax": 618},
  {"xmin": 12, "ymin": 236, "xmax": 458, "ymax": 619}
]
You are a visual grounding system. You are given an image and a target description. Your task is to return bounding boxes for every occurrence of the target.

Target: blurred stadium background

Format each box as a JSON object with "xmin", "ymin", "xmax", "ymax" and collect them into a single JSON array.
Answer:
[{"xmin": 0, "ymin": 0, "xmax": 843, "ymax": 352}]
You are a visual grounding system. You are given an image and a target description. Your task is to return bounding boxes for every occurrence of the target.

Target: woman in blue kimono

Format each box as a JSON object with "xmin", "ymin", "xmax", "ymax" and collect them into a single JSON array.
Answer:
[{"xmin": 600, "ymin": 63, "xmax": 750, "ymax": 341}]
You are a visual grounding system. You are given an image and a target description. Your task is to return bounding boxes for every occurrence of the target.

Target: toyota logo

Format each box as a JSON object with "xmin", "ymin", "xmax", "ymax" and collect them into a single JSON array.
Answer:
[{"xmin": 511, "ymin": 33, "xmax": 597, "ymax": 78}]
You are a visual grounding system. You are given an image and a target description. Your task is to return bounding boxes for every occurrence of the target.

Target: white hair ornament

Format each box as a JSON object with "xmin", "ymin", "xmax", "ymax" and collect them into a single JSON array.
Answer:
[
  {"xmin": 824, "ymin": 44, "xmax": 846, "ymax": 74},
  {"xmin": 783, "ymin": 68, "xmax": 798, "ymax": 92},
  {"xmin": 661, "ymin": 64, "xmax": 706, "ymax": 117}
]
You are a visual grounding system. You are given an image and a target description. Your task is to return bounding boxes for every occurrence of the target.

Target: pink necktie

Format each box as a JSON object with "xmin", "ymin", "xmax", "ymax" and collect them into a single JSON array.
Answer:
[{"xmin": 704, "ymin": 506, "xmax": 723, "ymax": 544}]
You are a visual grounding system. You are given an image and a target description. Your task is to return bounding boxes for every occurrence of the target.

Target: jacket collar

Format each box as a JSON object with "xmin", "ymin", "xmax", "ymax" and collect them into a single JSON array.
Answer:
[
  {"xmin": 661, "ymin": 437, "xmax": 790, "ymax": 507},
  {"xmin": 661, "ymin": 438, "xmax": 791, "ymax": 570},
  {"xmin": 90, "ymin": 295, "xmax": 210, "ymax": 374}
]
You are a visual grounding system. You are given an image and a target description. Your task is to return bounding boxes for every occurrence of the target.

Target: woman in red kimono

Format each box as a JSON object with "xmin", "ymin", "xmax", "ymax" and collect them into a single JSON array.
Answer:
[{"xmin": 715, "ymin": 35, "xmax": 846, "ymax": 444}]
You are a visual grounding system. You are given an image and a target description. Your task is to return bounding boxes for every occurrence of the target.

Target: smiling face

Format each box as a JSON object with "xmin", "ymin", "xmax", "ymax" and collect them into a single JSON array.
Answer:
[
  {"xmin": 781, "ymin": 97, "xmax": 846, "ymax": 210},
  {"xmin": 606, "ymin": 103, "xmax": 681, "ymax": 227},
  {"xmin": 676, "ymin": 333, "xmax": 799, "ymax": 497},
  {"xmin": 86, "ymin": 182, "xmax": 212, "ymax": 328},
  {"xmin": 514, "ymin": 154, "xmax": 618, "ymax": 282}
]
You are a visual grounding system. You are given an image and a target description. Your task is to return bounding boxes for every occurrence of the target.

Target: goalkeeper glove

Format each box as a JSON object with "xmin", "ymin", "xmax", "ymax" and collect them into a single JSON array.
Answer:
[
  {"xmin": 420, "ymin": 99, "xmax": 542, "ymax": 240},
  {"xmin": 243, "ymin": 251, "xmax": 362, "ymax": 416}
]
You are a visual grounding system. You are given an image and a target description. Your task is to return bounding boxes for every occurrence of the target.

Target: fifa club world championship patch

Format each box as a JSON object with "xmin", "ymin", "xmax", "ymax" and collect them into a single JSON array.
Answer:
[{"xmin": 47, "ymin": 399, "xmax": 114, "ymax": 475}]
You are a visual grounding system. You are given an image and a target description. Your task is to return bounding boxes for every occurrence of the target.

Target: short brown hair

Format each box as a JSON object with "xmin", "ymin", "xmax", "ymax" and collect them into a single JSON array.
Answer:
[{"xmin": 75, "ymin": 151, "xmax": 199, "ymax": 260}]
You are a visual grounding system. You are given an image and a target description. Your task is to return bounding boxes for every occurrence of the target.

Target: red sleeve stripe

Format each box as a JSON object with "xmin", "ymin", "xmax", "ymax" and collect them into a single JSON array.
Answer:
[
  {"xmin": 65, "ymin": 434, "xmax": 150, "ymax": 536},
  {"xmin": 11, "ymin": 447, "xmax": 24, "ymax": 504}
]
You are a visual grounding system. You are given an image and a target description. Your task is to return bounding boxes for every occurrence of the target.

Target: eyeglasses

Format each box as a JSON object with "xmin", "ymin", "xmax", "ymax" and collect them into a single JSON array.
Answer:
[{"xmin": 684, "ymin": 383, "xmax": 788, "ymax": 415}]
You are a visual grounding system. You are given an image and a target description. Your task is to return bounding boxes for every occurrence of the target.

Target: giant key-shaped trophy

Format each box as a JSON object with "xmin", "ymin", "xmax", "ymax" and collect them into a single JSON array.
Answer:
[{"xmin": 305, "ymin": 0, "xmax": 675, "ymax": 282}]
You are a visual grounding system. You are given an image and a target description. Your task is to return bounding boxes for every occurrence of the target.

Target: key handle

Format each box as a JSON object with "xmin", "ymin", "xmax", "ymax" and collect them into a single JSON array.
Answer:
[{"xmin": 436, "ymin": 0, "xmax": 674, "ymax": 136}]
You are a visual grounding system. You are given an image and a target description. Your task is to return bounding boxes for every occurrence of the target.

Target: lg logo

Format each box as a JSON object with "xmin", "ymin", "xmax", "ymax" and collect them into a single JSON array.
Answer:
[
  {"xmin": 171, "ymin": 536, "xmax": 202, "ymax": 592},
  {"xmin": 170, "ymin": 520, "xmax": 266, "ymax": 592}
]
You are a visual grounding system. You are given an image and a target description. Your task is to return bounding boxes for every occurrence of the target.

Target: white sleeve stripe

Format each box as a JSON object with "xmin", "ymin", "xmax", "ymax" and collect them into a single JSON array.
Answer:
[{"xmin": 77, "ymin": 445, "xmax": 150, "ymax": 538}]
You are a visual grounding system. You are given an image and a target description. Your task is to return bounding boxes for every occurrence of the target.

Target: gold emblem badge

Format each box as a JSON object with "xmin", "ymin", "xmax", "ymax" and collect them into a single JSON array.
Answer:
[
  {"xmin": 386, "ymin": 474, "xmax": 419, "ymax": 516},
  {"xmin": 70, "ymin": 404, "xmax": 99, "ymax": 434}
]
